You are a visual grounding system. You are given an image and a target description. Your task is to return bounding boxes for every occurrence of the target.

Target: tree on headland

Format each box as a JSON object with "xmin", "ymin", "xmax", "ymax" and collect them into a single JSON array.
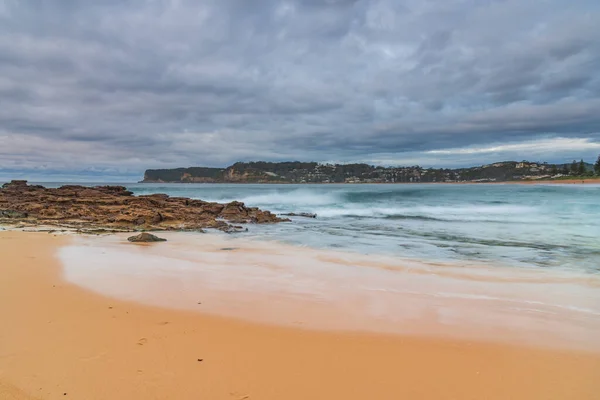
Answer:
[
  {"xmin": 595, "ymin": 155, "xmax": 600, "ymax": 175},
  {"xmin": 578, "ymin": 159, "xmax": 586, "ymax": 176},
  {"xmin": 561, "ymin": 164, "xmax": 569, "ymax": 175},
  {"xmin": 570, "ymin": 160, "xmax": 578, "ymax": 175}
]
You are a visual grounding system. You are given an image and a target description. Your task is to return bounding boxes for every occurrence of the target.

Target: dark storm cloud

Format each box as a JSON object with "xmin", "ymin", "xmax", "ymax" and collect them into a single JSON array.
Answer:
[{"xmin": 0, "ymin": 0, "xmax": 599, "ymax": 180}]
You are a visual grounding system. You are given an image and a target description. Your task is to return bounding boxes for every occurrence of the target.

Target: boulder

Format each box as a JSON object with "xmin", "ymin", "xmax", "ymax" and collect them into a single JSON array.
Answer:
[{"xmin": 127, "ymin": 233, "xmax": 167, "ymax": 242}]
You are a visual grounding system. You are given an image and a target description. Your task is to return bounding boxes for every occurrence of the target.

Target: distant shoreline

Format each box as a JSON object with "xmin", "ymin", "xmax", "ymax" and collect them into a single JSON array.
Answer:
[
  {"xmin": 142, "ymin": 160, "xmax": 597, "ymax": 185},
  {"xmin": 139, "ymin": 178, "xmax": 600, "ymax": 185},
  {"xmin": 510, "ymin": 178, "xmax": 600, "ymax": 184}
]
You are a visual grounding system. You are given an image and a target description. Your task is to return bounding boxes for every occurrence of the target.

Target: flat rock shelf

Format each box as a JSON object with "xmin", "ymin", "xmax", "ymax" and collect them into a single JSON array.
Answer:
[{"xmin": 0, "ymin": 180, "xmax": 288, "ymax": 233}]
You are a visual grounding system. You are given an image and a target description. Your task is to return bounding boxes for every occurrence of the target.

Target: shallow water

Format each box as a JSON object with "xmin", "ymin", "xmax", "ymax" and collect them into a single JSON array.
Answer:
[{"xmin": 121, "ymin": 183, "xmax": 600, "ymax": 274}]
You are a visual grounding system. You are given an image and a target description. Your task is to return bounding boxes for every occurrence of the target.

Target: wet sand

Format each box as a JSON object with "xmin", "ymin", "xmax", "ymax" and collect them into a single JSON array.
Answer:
[
  {"xmin": 59, "ymin": 232, "xmax": 600, "ymax": 353},
  {"xmin": 1, "ymin": 231, "xmax": 600, "ymax": 399}
]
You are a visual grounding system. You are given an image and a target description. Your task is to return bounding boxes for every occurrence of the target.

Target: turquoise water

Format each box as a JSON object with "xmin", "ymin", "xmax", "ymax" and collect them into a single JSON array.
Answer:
[{"xmin": 120, "ymin": 183, "xmax": 600, "ymax": 274}]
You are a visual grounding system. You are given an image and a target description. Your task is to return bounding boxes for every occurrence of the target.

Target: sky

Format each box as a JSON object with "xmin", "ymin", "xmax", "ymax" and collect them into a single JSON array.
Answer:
[{"xmin": 1, "ymin": 0, "xmax": 599, "ymax": 181}]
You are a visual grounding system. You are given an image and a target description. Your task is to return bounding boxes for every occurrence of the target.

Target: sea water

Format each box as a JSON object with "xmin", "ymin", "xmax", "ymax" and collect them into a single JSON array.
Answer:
[{"xmin": 123, "ymin": 183, "xmax": 600, "ymax": 274}]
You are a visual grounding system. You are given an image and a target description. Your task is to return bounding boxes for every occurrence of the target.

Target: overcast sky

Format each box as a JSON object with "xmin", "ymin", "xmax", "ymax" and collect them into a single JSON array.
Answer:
[{"xmin": 1, "ymin": 0, "xmax": 599, "ymax": 181}]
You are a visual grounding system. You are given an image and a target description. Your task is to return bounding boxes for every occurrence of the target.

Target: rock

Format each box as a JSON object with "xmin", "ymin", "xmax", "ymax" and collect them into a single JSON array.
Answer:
[
  {"xmin": 282, "ymin": 212, "xmax": 317, "ymax": 218},
  {"xmin": 127, "ymin": 233, "xmax": 167, "ymax": 242},
  {"xmin": 0, "ymin": 209, "xmax": 28, "ymax": 218},
  {"xmin": 0, "ymin": 182, "xmax": 286, "ymax": 231},
  {"xmin": 218, "ymin": 225, "xmax": 248, "ymax": 233},
  {"xmin": 202, "ymin": 203, "xmax": 225, "ymax": 215},
  {"xmin": 2, "ymin": 180, "xmax": 28, "ymax": 189},
  {"xmin": 140, "ymin": 193, "xmax": 170, "ymax": 201}
]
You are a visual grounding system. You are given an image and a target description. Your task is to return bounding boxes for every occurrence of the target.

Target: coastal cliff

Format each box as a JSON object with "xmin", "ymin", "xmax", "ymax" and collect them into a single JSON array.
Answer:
[
  {"xmin": 142, "ymin": 162, "xmax": 317, "ymax": 183},
  {"xmin": 141, "ymin": 161, "xmax": 596, "ymax": 184},
  {"xmin": 0, "ymin": 180, "xmax": 287, "ymax": 232}
]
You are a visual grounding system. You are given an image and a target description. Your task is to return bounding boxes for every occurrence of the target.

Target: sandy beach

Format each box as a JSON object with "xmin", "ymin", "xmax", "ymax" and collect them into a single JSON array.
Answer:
[
  {"xmin": 515, "ymin": 178, "xmax": 600, "ymax": 184},
  {"xmin": 1, "ymin": 231, "xmax": 599, "ymax": 399}
]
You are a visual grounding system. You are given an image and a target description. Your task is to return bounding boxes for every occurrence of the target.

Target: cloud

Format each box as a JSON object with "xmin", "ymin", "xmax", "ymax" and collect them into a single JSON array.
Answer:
[
  {"xmin": 427, "ymin": 137, "xmax": 600, "ymax": 156},
  {"xmin": 0, "ymin": 0, "xmax": 599, "ymax": 180},
  {"xmin": 364, "ymin": 137, "xmax": 600, "ymax": 168}
]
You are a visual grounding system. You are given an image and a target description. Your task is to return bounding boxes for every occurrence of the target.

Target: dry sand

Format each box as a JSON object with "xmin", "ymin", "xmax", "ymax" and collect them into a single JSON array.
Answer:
[{"xmin": 1, "ymin": 231, "xmax": 599, "ymax": 400}]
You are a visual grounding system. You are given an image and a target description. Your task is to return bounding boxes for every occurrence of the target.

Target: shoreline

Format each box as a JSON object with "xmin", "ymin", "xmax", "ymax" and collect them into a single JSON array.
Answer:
[
  {"xmin": 2, "ymin": 231, "xmax": 600, "ymax": 399},
  {"xmin": 137, "ymin": 178, "xmax": 600, "ymax": 184}
]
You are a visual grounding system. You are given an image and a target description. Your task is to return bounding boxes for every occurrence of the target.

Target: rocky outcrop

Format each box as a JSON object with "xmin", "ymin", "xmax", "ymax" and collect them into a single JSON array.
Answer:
[
  {"xmin": 127, "ymin": 233, "xmax": 167, "ymax": 242},
  {"xmin": 0, "ymin": 180, "xmax": 289, "ymax": 232},
  {"xmin": 282, "ymin": 212, "xmax": 317, "ymax": 218}
]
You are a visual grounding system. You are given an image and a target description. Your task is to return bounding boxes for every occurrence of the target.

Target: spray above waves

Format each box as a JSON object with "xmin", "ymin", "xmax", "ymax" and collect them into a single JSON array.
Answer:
[
  {"xmin": 193, "ymin": 187, "xmax": 538, "ymax": 223},
  {"xmin": 231, "ymin": 189, "xmax": 340, "ymax": 207},
  {"xmin": 308, "ymin": 204, "xmax": 538, "ymax": 223},
  {"xmin": 343, "ymin": 189, "xmax": 432, "ymax": 202},
  {"xmin": 171, "ymin": 188, "xmax": 340, "ymax": 209}
]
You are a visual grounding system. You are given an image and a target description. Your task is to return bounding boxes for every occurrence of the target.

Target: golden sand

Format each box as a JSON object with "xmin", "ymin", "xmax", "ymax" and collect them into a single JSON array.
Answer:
[{"xmin": 1, "ymin": 231, "xmax": 599, "ymax": 399}]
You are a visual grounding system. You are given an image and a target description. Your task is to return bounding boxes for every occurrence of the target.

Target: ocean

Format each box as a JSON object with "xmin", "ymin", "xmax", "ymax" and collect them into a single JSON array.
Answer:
[{"xmin": 123, "ymin": 183, "xmax": 600, "ymax": 274}]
